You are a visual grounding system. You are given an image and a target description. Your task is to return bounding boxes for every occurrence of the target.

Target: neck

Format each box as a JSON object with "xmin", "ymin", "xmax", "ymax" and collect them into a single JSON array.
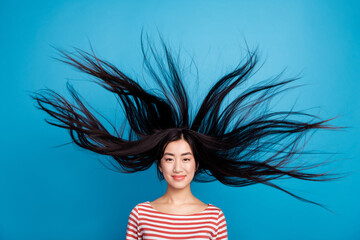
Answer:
[{"xmin": 161, "ymin": 184, "xmax": 195, "ymax": 205}]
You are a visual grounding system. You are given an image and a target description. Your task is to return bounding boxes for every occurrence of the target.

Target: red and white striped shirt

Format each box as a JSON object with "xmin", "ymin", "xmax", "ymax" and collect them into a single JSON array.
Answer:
[{"xmin": 126, "ymin": 201, "xmax": 228, "ymax": 240}]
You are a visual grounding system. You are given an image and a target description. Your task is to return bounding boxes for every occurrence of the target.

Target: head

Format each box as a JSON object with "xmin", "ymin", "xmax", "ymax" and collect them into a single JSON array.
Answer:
[{"xmin": 156, "ymin": 129, "xmax": 200, "ymax": 188}]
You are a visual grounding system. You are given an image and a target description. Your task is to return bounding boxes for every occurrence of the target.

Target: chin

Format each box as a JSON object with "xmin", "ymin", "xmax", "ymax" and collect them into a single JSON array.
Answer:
[{"xmin": 169, "ymin": 184, "xmax": 190, "ymax": 190}]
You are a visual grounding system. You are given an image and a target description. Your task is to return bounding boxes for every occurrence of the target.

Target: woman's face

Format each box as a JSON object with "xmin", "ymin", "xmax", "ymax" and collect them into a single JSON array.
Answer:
[{"xmin": 159, "ymin": 139, "xmax": 198, "ymax": 190}]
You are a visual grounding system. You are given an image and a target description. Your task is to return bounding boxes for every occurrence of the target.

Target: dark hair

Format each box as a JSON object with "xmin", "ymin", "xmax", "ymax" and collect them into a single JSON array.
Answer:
[{"xmin": 32, "ymin": 37, "xmax": 346, "ymax": 212}]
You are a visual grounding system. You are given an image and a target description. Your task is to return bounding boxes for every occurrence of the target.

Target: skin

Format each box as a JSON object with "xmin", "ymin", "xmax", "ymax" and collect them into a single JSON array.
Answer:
[{"xmin": 150, "ymin": 138, "xmax": 208, "ymax": 215}]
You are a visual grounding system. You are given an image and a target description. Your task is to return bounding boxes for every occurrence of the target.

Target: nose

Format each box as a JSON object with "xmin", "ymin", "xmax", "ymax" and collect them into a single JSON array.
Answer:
[{"xmin": 173, "ymin": 159, "xmax": 183, "ymax": 173}]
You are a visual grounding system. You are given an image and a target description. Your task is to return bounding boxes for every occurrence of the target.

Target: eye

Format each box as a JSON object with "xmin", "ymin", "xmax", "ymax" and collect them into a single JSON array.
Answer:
[
  {"xmin": 183, "ymin": 158, "xmax": 191, "ymax": 161},
  {"xmin": 165, "ymin": 158, "xmax": 173, "ymax": 161}
]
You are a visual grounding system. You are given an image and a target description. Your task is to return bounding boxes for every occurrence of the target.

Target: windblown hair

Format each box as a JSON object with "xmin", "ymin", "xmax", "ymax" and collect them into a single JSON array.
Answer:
[{"xmin": 33, "ymin": 38, "xmax": 344, "ymax": 211}]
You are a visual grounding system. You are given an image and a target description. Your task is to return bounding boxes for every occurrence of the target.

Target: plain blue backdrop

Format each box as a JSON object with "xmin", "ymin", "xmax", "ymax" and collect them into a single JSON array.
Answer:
[{"xmin": 1, "ymin": 0, "xmax": 360, "ymax": 239}]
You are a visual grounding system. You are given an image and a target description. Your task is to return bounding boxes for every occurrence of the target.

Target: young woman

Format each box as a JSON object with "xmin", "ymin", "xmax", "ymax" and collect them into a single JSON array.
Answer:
[
  {"xmin": 126, "ymin": 133, "xmax": 228, "ymax": 239},
  {"xmin": 32, "ymin": 38, "xmax": 344, "ymax": 239}
]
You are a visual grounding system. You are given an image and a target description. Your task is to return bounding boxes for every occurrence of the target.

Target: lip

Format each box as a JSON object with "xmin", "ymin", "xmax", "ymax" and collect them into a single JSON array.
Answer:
[{"xmin": 172, "ymin": 175, "xmax": 186, "ymax": 180}]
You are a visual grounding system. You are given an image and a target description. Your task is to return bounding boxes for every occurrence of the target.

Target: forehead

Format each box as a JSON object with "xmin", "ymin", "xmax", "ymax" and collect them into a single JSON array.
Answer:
[{"xmin": 163, "ymin": 139, "xmax": 193, "ymax": 155}]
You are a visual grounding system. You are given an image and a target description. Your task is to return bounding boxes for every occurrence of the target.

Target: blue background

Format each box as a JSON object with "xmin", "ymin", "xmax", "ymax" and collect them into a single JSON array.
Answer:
[{"xmin": 1, "ymin": 0, "xmax": 360, "ymax": 239}]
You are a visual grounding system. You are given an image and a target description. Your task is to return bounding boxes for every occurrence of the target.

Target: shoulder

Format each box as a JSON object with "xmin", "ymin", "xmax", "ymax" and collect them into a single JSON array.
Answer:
[
  {"xmin": 208, "ymin": 204, "xmax": 224, "ymax": 212},
  {"xmin": 129, "ymin": 201, "xmax": 151, "ymax": 214},
  {"xmin": 128, "ymin": 202, "xmax": 150, "ymax": 221},
  {"xmin": 208, "ymin": 204, "xmax": 227, "ymax": 218}
]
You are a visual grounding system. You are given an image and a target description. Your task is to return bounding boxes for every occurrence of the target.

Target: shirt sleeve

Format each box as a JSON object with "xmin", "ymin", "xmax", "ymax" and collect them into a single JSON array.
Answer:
[
  {"xmin": 215, "ymin": 210, "xmax": 228, "ymax": 240},
  {"xmin": 125, "ymin": 205, "xmax": 140, "ymax": 240}
]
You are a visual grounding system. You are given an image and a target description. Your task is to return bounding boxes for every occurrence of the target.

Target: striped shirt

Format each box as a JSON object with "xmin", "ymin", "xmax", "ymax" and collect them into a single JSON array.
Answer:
[{"xmin": 126, "ymin": 201, "xmax": 228, "ymax": 240}]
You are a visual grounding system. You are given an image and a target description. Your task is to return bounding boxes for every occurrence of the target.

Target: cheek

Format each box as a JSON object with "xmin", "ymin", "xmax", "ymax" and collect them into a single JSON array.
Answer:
[
  {"xmin": 186, "ymin": 162, "xmax": 197, "ymax": 173},
  {"xmin": 160, "ymin": 162, "xmax": 172, "ymax": 174}
]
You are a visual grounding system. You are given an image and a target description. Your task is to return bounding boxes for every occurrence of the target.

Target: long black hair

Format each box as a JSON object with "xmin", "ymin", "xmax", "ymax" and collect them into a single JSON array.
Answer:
[{"xmin": 32, "ymin": 37, "xmax": 345, "ymax": 212}]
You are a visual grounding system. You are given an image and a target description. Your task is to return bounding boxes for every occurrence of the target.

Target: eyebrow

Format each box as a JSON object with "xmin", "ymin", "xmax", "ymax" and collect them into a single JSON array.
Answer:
[{"xmin": 163, "ymin": 152, "xmax": 193, "ymax": 156}]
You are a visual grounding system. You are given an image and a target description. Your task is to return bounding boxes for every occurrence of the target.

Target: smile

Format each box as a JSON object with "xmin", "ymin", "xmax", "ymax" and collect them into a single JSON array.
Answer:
[{"xmin": 172, "ymin": 175, "xmax": 186, "ymax": 181}]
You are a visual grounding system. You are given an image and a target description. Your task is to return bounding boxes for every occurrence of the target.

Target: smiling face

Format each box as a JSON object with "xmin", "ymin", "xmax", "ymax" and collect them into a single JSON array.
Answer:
[{"xmin": 159, "ymin": 139, "xmax": 198, "ymax": 190}]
